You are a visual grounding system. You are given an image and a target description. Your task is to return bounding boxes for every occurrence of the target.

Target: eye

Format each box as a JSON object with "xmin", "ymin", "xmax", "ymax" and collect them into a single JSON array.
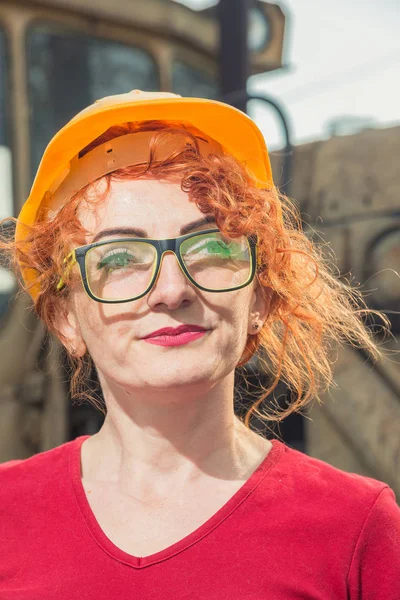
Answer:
[
  {"xmin": 205, "ymin": 240, "xmax": 231, "ymax": 256},
  {"xmin": 97, "ymin": 249, "xmax": 137, "ymax": 270},
  {"xmin": 188, "ymin": 238, "xmax": 242, "ymax": 258}
]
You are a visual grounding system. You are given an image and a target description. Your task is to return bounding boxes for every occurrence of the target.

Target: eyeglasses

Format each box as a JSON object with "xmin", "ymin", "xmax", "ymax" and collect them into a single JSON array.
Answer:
[{"xmin": 57, "ymin": 228, "xmax": 257, "ymax": 303}]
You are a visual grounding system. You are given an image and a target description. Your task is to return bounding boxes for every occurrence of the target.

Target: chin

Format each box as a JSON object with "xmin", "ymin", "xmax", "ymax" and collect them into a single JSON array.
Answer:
[{"xmin": 124, "ymin": 363, "xmax": 220, "ymax": 393}]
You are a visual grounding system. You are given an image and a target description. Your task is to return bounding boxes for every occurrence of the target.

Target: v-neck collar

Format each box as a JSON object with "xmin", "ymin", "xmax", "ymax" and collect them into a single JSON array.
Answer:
[{"xmin": 69, "ymin": 434, "xmax": 284, "ymax": 569}]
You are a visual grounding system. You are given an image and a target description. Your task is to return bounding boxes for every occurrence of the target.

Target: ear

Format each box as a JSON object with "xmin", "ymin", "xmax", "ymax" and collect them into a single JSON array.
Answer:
[
  {"xmin": 53, "ymin": 298, "xmax": 87, "ymax": 357},
  {"xmin": 247, "ymin": 280, "xmax": 273, "ymax": 336}
]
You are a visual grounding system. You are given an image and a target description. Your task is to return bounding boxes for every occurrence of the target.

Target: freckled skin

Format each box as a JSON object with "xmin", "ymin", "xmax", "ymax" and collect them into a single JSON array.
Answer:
[
  {"xmin": 56, "ymin": 175, "xmax": 274, "ymax": 517},
  {"xmin": 61, "ymin": 178, "xmax": 268, "ymax": 402}
]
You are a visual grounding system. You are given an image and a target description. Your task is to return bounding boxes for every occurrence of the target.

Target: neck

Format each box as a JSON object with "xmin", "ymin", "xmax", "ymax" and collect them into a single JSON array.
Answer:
[{"xmin": 82, "ymin": 371, "xmax": 271, "ymax": 496}]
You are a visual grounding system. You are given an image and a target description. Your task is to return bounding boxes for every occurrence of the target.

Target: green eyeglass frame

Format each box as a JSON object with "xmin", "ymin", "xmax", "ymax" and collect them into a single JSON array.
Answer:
[{"xmin": 57, "ymin": 228, "xmax": 258, "ymax": 303}]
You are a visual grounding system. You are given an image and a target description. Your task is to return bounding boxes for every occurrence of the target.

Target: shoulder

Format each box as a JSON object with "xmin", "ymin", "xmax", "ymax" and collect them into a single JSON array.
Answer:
[
  {"xmin": 266, "ymin": 441, "xmax": 399, "ymax": 570},
  {"xmin": 271, "ymin": 443, "xmax": 400, "ymax": 597},
  {"xmin": 272, "ymin": 440, "xmax": 397, "ymax": 518},
  {"xmin": 0, "ymin": 437, "xmax": 78, "ymax": 502}
]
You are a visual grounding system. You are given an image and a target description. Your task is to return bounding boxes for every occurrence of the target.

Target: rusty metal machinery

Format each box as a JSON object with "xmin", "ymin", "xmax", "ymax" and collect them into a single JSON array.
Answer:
[{"xmin": 269, "ymin": 125, "xmax": 400, "ymax": 495}]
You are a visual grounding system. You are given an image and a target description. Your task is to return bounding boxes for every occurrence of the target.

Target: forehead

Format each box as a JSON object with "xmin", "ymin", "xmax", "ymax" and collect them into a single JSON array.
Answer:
[{"xmin": 78, "ymin": 178, "xmax": 207, "ymax": 240}]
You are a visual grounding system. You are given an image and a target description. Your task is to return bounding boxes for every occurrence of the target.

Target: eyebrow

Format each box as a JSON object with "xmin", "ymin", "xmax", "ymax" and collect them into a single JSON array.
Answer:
[{"xmin": 91, "ymin": 215, "xmax": 217, "ymax": 243}]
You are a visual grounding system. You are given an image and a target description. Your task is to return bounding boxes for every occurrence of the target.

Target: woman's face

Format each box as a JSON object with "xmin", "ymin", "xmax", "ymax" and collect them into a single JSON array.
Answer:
[{"xmin": 60, "ymin": 178, "xmax": 270, "ymax": 396}]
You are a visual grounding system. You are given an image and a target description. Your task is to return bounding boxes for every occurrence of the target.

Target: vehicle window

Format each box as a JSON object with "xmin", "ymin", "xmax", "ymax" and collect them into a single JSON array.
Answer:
[
  {"xmin": 0, "ymin": 27, "xmax": 16, "ymax": 312},
  {"xmin": 27, "ymin": 24, "xmax": 160, "ymax": 177},
  {"xmin": 172, "ymin": 59, "xmax": 218, "ymax": 100}
]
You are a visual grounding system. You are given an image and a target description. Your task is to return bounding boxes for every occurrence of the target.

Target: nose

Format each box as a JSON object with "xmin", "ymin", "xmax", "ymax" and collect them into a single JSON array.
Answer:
[{"xmin": 146, "ymin": 251, "xmax": 196, "ymax": 310}]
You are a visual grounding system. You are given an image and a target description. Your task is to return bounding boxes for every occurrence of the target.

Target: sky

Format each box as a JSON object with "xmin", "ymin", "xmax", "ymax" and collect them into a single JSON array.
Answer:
[{"xmin": 174, "ymin": 0, "xmax": 400, "ymax": 149}]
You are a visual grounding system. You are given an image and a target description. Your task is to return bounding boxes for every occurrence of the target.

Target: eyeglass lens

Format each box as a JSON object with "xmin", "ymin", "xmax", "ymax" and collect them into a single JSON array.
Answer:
[{"xmin": 85, "ymin": 231, "xmax": 252, "ymax": 301}]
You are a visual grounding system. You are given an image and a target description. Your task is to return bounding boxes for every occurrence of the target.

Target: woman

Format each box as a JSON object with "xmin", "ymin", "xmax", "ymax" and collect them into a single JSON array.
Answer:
[{"xmin": 0, "ymin": 90, "xmax": 399, "ymax": 599}]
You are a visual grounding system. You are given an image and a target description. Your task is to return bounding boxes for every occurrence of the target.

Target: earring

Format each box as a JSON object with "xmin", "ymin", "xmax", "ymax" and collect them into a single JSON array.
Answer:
[
  {"xmin": 70, "ymin": 347, "xmax": 77, "ymax": 356},
  {"xmin": 253, "ymin": 322, "xmax": 260, "ymax": 331}
]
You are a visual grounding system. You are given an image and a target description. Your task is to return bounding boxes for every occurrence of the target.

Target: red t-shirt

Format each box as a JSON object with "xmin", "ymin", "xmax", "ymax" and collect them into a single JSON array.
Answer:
[{"xmin": 1, "ymin": 434, "xmax": 399, "ymax": 599}]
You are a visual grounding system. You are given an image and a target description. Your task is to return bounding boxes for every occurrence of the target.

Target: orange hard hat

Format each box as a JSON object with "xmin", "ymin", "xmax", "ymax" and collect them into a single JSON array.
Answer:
[{"xmin": 16, "ymin": 89, "xmax": 274, "ymax": 299}]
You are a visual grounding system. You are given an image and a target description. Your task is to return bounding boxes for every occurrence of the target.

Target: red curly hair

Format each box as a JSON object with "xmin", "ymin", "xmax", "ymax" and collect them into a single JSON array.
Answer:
[{"xmin": 2, "ymin": 121, "xmax": 388, "ymax": 425}]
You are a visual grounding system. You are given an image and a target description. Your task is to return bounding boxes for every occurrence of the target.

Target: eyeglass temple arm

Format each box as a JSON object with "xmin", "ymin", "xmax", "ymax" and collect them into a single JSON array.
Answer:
[{"xmin": 56, "ymin": 251, "xmax": 77, "ymax": 291}]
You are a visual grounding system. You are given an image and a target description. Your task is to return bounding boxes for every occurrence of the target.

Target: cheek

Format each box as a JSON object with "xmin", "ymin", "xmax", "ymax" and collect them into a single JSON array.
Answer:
[
  {"xmin": 73, "ymin": 286, "xmax": 252, "ymax": 362},
  {"xmin": 73, "ymin": 290, "xmax": 151, "ymax": 355},
  {"xmin": 211, "ymin": 290, "xmax": 252, "ymax": 337}
]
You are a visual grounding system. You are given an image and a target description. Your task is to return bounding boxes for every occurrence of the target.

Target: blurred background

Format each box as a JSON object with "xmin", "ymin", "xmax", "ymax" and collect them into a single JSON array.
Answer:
[{"xmin": 0, "ymin": 0, "xmax": 399, "ymax": 495}]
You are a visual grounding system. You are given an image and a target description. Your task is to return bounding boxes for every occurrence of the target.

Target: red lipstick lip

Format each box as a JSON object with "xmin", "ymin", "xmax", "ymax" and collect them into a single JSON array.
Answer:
[{"xmin": 142, "ymin": 324, "xmax": 207, "ymax": 339}]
